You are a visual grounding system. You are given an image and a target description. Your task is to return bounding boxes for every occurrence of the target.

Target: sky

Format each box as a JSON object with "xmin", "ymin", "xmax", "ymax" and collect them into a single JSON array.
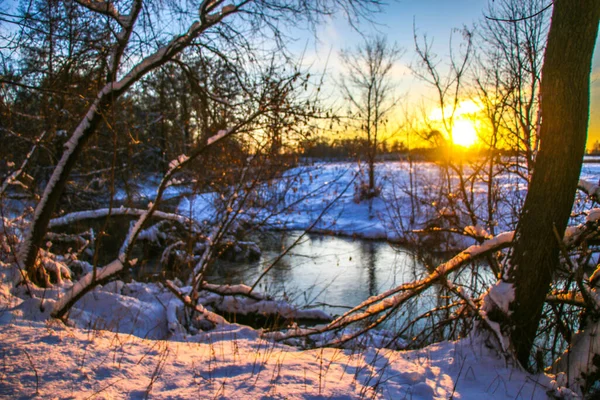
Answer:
[
  {"xmin": 286, "ymin": 0, "xmax": 600, "ymax": 149},
  {"xmin": 2, "ymin": 0, "xmax": 599, "ymax": 148}
]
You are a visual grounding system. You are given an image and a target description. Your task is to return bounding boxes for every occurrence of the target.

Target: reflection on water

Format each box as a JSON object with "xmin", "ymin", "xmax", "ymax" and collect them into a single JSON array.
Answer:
[{"xmin": 205, "ymin": 231, "xmax": 426, "ymax": 315}]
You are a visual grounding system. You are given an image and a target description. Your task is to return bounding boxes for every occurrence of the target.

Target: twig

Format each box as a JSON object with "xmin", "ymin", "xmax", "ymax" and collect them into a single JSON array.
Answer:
[
  {"xmin": 144, "ymin": 343, "xmax": 170, "ymax": 399},
  {"xmin": 250, "ymin": 172, "xmax": 357, "ymax": 294},
  {"xmin": 485, "ymin": 1, "xmax": 553, "ymax": 23},
  {"xmin": 22, "ymin": 348, "xmax": 39, "ymax": 396}
]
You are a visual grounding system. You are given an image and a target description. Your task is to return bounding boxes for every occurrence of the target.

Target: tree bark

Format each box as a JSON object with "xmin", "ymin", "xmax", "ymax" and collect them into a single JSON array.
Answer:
[
  {"xmin": 20, "ymin": 96, "xmax": 110, "ymax": 281},
  {"xmin": 506, "ymin": 0, "xmax": 599, "ymax": 369}
]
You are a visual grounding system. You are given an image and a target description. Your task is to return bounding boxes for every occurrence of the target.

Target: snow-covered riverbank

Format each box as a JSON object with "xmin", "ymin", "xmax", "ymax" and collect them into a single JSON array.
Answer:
[{"xmin": 2, "ymin": 160, "xmax": 595, "ymax": 398}]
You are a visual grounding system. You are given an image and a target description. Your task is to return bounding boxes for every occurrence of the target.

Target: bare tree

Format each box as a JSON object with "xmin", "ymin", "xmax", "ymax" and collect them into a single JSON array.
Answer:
[
  {"xmin": 1, "ymin": 0, "xmax": 381, "ymax": 284},
  {"xmin": 479, "ymin": 0, "xmax": 548, "ymax": 177},
  {"xmin": 339, "ymin": 35, "xmax": 401, "ymax": 203},
  {"xmin": 49, "ymin": 63, "xmax": 323, "ymax": 318},
  {"xmin": 267, "ymin": 3, "xmax": 599, "ymax": 392}
]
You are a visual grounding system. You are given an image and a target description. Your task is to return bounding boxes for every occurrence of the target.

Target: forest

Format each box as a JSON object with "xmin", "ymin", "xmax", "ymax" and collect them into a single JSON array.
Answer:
[{"xmin": 1, "ymin": 0, "xmax": 600, "ymax": 398}]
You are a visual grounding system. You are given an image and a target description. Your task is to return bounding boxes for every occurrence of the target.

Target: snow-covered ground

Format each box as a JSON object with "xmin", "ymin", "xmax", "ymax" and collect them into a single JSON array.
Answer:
[
  {"xmin": 179, "ymin": 162, "xmax": 436, "ymax": 242},
  {"xmin": 0, "ymin": 281, "xmax": 552, "ymax": 399},
  {"xmin": 3, "ymin": 160, "xmax": 598, "ymax": 398},
  {"xmin": 110, "ymin": 160, "xmax": 600, "ymax": 244},
  {"xmin": 178, "ymin": 160, "xmax": 600, "ymax": 243}
]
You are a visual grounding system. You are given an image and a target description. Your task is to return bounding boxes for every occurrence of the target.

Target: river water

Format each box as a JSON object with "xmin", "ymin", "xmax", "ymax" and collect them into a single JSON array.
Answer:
[{"xmin": 203, "ymin": 231, "xmax": 429, "ymax": 316}]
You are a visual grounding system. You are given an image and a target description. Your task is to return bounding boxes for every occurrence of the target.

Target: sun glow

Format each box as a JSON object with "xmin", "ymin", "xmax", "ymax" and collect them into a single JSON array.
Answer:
[
  {"xmin": 429, "ymin": 100, "xmax": 482, "ymax": 121},
  {"xmin": 451, "ymin": 119, "xmax": 478, "ymax": 148},
  {"xmin": 428, "ymin": 100, "xmax": 483, "ymax": 148}
]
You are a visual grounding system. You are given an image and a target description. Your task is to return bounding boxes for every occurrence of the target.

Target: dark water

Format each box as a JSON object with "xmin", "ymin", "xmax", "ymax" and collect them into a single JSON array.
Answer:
[{"xmin": 203, "ymin": 231, "xmax": 427, "ymax": 315}]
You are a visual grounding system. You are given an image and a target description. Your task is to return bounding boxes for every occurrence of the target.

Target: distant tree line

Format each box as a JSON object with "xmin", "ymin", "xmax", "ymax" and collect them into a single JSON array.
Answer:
[{"xmin": 300, "ymin": 137, "xmax": 406, "ymax": 160}]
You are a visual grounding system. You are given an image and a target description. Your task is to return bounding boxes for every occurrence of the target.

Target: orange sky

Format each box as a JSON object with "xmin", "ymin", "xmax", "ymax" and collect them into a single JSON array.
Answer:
[
  {"xmin": 588, "ymin": 59, "xmax": 600, "ymax": 149},
  {"xmin": 292, "ymin": 1, "xmax": 600, "ymax": 151}
]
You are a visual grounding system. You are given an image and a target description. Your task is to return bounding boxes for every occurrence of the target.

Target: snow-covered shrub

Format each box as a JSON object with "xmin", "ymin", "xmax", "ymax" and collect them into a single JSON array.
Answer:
[{"xmin": 353, "ymin": 180, "xmax": 382, "ymax": 203}]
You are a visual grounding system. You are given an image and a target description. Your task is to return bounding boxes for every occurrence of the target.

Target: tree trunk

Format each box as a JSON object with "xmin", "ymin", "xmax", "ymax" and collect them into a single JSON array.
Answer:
[
  {"xmin": 506, "ymin": 0, "xmax": 599, "ymax": 369},
  {"xmin": 20, "ymin": 96, "xmax": 110, "ymax": 281}
]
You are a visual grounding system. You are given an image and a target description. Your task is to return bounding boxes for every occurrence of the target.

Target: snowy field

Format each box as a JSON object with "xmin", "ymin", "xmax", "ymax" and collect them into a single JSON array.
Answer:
[
  {"xmin": 2, "ymin": 160, "xmax": 598, "ymax": 398},
  {"xmin": 179, "ymin": 161, "xmax": 430, "ymax": 242},
  {"xmin": 178, "ymin": 160, "xmax": 600, "ymax": 242}
]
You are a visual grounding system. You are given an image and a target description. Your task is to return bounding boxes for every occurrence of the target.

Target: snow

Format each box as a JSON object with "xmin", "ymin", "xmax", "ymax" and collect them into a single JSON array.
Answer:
[
  {"xmin": 0, "ymin": 245, "xmax": 553, "ymax": 399},
  {"xmin": 201, "ymin": 282, "xmax": 267, "ymax": 300},
  {"xmin": 179, "ymin": 163, "xmax": 396, "ymax": 241},
  {"xmin": 207, "ymin": 128, "xmax": 231, "ymax": 145},
  {"xmin": 482, "ymin": 281, "xmax": 515, "ymax": 315},
  {"xmin": 19, "ymin": 101, "xmax": 100, "ymax": 267},
  {"xmin": 167, "ymin": 154, "xmax": 190, "ymax": 171},
  {"xmin": 0, "ymin": 308, "xmax": 552, "ymax": 399},
  {"xmin": 48, "ymin": 207, "xmax": 195, "ymax": 229},
  {"xmin": 464, "ymin": 225, "xmax": 491, "ymax": 239},
  {"xmin": 19, "ymin": 2, "xmax": 225, "ymax": 269},
  {"xmin": 586, "ymin": 207, "xmax": 600, "ymax": 223},
  {"xmin": 7, "ymin": 160, "xmax": 600, "ymax": 397},
  {"xmin": 175, "ymin": 161, "xmax": 532, "ymax": 247},
  {"xmin": 37, "ymin": 249, "xmax": 72, "ymax": 284},
  {"xmin": 578, "ymin": 178, "xmax": 600, "ymax": 198},
  {"xmin": 137, "ymin": 222, "xmax": 167, "ymax": 244},
  {"xmin": 553, "ymin": 319, "xmax": 600, "ymax": 395}
]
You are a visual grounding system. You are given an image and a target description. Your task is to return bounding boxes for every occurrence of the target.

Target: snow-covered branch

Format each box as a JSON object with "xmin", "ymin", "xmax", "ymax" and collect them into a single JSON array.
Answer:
[
  {"xmin": 164, "ymin": 280, "xmax": 228, "ymax": 327},
  {"xmin": 578, "ymin": 179, "xmax": 600, "ymax": 199},
  {"xmin": 48, "ymin": 208, "xmax": 197, "ymax": 230},
  {"xmin": 51, "ymin": 259, "xmax": 123, "ymax": 317},
  {"xmin": 553, "ymin": 319, "xmax": 600, "ymax": 395},
  {"xmin": 72, "ymin": 0, "xmax": 125, "ymax": 26},
  {"xmin": 19, "ymin": 0, "xmax": 246, "ymax": 274},
  {"xmin": 266, "ymin": 231, "xmax": 515, "ymax": 343},
  {"xmin": 51, "ymin": 109, "xmax": 263, "ymax": 317}
]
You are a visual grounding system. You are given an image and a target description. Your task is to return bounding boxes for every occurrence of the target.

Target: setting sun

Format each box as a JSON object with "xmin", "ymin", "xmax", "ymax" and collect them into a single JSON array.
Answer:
[
  {"xmin": 451, "ymin": 119, "xmax": 478, "ymax": 148},
  {"xmin": 428, "ymin": 100, "xmax": 483, "ymax": 148}
]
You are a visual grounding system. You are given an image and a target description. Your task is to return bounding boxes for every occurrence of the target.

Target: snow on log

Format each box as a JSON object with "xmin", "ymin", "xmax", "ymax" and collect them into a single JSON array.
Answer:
[
  {"xmin": 48, "ymin": 208, "xmax": 196, "ymax": 229},
  {"xmin": 212, "ymin": 296, "xmax": 332, "ymax": 322},
  {"xmin": 163, "ymin": 280, "xmax": 229, "ymax": 326},
  {"xmin": 37, "ymin": 249, "xmax": 72, "ymax": 284},
  {"xmin": 51, "ymin": 259, "xmax": 124, "ymax": 317},
  {"xmin": 201, "ymin": 282, "xmax": 267, "ymax": 301}
]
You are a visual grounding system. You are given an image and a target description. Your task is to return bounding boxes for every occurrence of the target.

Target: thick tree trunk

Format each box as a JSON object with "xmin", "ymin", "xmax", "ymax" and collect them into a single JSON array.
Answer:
[{"xmin": 506, "ymin": 0, "xmax": 599, "ymax": 369}]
